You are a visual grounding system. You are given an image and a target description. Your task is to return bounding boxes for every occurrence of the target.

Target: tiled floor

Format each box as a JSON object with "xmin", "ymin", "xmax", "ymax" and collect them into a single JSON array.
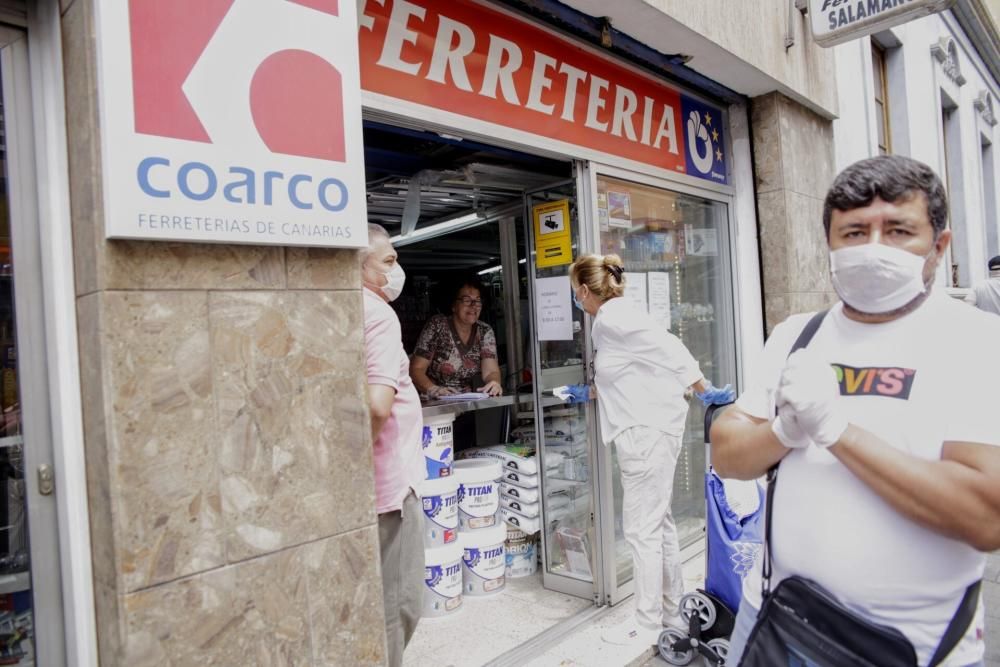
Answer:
[
  {"xmin": 404, "ymin": 549, "xmax": 708, "ymax": 667},
  {"xmin": 403, "ymin": 572, "xmax": 593, "ymax": 667}
]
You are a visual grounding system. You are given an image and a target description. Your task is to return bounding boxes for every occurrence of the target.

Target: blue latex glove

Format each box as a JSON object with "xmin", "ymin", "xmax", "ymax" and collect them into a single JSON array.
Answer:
[
  {"xmin": 695, "ymin": 382, "xmax": 735, "ymax": 407},
  {"xmin": 553, "ymin": 384, "xmax": 590, "ymax": 404}
]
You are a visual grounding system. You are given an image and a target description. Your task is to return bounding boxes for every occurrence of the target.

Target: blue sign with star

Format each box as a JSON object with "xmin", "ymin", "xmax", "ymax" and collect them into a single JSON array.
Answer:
[{"xmin": 681, "ymin": 95, "xmax": 728, "ymax": 185}]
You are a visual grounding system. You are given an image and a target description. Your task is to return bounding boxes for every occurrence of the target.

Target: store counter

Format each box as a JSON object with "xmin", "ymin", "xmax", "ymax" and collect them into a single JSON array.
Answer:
[{"xmin": 421, "ymin": 393, "xmax": 566, "ymax": 419}]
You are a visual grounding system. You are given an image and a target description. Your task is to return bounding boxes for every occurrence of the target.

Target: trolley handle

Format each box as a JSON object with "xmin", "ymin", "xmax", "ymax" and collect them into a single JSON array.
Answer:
[{"xmin": 703, "ymin": 402, "xmax": 734, "ymax": 445}]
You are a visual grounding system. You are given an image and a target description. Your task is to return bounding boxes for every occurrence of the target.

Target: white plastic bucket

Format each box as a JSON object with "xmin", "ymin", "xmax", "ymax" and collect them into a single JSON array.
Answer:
[
  {"xmin": 418, "ymin": 477, "xmax": 459, "ymax": 548},
  {"xmin": 461, "ymin": 525, "xmax": 507, "ymax": 596},
  {"xmin": 505, "ymin": 527, "xmax": 538, "ymax": 579},
  {"xmin": 454, "ymin": 459, "xmax": 502, "ymax": 530},
  {"xmin": 423, "ymin": 543, "xmax": 463, "ymax": 617},
  {"xmin": 422, "ymin": 414, "xmax": 455, "ymax": 479}
]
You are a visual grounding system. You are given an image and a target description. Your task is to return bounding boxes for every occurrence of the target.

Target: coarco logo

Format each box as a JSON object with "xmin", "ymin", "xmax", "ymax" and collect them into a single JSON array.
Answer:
[
  {"xmin": 128, "ymin": 0, "xmax": 350, "ymax": 211},
  {"xmin": 832, "ymin": 364, "xmax": 916, "ymax": 400}
]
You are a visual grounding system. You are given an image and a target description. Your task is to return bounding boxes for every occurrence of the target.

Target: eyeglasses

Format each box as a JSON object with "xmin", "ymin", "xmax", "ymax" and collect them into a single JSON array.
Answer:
[{"xmin": 457, "ymin": 297, "xmax": 483, "ymax": 307}]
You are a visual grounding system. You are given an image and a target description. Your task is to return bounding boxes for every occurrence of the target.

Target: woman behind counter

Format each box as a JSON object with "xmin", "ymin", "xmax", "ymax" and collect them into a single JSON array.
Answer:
[{"xmin": 410, "ymin": 279, "xmax": 503, "ymax": 398}]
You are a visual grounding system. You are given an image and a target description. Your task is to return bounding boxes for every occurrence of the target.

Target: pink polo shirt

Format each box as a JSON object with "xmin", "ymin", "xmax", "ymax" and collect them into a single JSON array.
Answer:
[{"xmin": 363, "ymin": 288, "xmax": 425, "ymax": 514}]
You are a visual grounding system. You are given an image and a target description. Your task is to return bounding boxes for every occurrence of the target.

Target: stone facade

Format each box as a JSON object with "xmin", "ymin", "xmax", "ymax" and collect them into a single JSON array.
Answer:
[
  {"xmin": 750, "ymin": 92, "xmax": 839, "ymax": 333},
  {"xmin": 62, "ymin": 1, "xmax": 387, "ymax": 664}
]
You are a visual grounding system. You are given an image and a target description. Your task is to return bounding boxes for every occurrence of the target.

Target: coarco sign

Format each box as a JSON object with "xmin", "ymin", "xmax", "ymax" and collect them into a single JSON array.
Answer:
[
  {"xmin": 95, "ymin": 0, "xmax": 368, "ymax": 246},
  {"xmin": 808, "ymin": 0, "xmax": 957, "ymax": 47}
]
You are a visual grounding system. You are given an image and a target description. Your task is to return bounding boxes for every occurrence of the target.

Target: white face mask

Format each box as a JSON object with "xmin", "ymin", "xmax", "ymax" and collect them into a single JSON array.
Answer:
[
  {"xmin": 367, "ymin": 260, "xmax": 406, "ymax": 301},
  {"xmin": 830, "ymin": 243, "xmax": 932, "ymax": 314}
]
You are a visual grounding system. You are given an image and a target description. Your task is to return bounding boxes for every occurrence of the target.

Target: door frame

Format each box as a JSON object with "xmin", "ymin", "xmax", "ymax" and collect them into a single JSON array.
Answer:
[{"xmin": 2, "ymin": 2, "xmax": 97, "ymax": 664}]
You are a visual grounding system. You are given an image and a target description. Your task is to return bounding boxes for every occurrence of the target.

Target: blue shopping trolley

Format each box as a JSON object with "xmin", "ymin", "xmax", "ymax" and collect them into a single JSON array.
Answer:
[{"xmin": 657, "ymin": 403, "xmax": 765, "ymax": 666}]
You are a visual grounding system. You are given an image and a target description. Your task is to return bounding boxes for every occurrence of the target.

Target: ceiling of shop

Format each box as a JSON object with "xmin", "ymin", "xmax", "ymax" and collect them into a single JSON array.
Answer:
[{"xmin": 363, "ymin": 122, "xmax": 569, "ymax": 237}]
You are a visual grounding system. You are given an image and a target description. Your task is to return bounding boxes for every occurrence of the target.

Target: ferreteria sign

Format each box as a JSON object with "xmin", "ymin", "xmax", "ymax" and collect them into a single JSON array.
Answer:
[
  {"xmin": 358, "ymin": 0, "xmax": 730, "ymax": 185},
  {"xmin": 95, "ymin": 0, "xmax": 368, "ymax": 247},
  {"xmin": 809, "ymin": 0, "xmax": 957, "ymax": 47}
]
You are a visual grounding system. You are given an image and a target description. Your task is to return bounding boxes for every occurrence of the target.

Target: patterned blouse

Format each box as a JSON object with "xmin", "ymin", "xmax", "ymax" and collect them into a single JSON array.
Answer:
[{"xmin": 413, "ymin": 314, "xmax": 498, "ymax": 393}]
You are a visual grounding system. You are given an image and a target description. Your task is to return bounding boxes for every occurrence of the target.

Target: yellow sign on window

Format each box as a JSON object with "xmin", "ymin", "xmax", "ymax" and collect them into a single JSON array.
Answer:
[{"xmin": 532, "ymin": 200, "xmax": 573, "ymax": 268}]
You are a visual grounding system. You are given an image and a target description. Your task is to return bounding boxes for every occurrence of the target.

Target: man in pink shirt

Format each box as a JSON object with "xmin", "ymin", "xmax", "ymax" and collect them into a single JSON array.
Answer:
[{"xmin": 362, "ymin": 224, "xmax": 426, "ymax": 667}]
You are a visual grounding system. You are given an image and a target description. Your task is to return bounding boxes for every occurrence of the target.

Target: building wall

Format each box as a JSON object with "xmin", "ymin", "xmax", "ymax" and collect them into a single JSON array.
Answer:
[
  {"xmin": 833, "ymin": 11, "xmax": 1000, "ymax": 286},
  {"xmin": 750, "ymin": 93, "xmax": 838, "ymax": 334},
  {"xmin": 61, "ymin": 1, "xmax": 387, "ymax": 664}
]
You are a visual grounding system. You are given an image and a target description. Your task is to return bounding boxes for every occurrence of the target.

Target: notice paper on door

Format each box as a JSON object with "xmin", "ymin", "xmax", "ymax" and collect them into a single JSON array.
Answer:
[
  {"xmin": 647, "ymin": 271, "xmax": 672, "ymax": 330},
  {"xmin": 623, "ymin": 272, "xmax": 647, "ymax": 312},
  {"xmin": 535, "ymin": 275, "xmax": 574, "ymax": 341}
]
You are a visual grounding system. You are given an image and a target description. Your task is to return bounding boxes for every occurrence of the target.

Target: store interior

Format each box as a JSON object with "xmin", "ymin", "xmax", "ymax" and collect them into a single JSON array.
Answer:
[{"xmin": 364, "ymin": 121, "xmax": 599, "ymax": 663}]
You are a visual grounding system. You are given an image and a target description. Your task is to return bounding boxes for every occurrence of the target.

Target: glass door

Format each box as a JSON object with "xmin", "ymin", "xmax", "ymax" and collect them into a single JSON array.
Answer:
[
  {"xmin": 586, "ymin": 166, "xmax": 739, "ymax": 605},
  {"xmin": 523, "ymin": 178, "xmax": 599, "ymax": 601}
]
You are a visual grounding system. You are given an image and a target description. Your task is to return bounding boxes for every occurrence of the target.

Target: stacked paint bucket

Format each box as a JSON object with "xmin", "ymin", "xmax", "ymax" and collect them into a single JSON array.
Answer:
[
  {"xmin": 453, "ymin": 457, "xmax": 505, "ymax": 599},
  {"xmin": 418, "ymin": 414, "xmax": 462, "ymax": 618}
]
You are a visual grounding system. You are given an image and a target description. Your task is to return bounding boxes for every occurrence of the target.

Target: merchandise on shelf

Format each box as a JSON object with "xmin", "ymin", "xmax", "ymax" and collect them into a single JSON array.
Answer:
[
  {"xmin": 418, "ymin": 477, "xmax": 459, "ymax": 548},
  {"xmin": 460, "ymin": 524, "xmax": 507, "ymax": 596},
  {"xmin": 422, "ymin": 542, "xmax": 464, "ymax": 618},
  {"xmin": 453, "ymin": 459, "xmax": 502, "ymax": 531}
]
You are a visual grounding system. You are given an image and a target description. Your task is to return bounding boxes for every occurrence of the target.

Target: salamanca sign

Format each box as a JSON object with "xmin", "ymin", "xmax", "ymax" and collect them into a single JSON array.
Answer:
[{"xmin": 809, "ymin": 0, "xmax": 957, "ymax": 47}]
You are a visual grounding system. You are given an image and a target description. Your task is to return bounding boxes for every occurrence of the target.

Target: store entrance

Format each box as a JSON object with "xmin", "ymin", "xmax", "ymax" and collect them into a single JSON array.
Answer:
[{"xmin": 363, "ymin": 122, "xmax": 600, "ymax": 665}]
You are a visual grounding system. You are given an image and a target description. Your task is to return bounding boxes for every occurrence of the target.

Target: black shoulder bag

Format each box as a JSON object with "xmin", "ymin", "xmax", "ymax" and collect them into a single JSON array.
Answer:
[{"xmin": 739, "ymin": 310, "xmax": 982, "ymax": 667}]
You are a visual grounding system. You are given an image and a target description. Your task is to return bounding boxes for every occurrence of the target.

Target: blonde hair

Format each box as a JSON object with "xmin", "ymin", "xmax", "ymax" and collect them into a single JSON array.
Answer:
[{"xmin": 569, "ymin": 253, "xmax": 625, "ymax": 300}]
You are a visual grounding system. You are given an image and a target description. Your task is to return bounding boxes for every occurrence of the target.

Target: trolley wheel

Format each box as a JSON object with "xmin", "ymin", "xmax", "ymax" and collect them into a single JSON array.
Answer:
[
  {"xmin": 680, "ymin": 591, "xmax": 717, "ymax": 632},
  {"xmin": 705, "ymin": 638, "xmax": 730, "ymax": 666},
  {"xmin": 657, "ymin": 627, "xmax": 695, "ymax": 666}
]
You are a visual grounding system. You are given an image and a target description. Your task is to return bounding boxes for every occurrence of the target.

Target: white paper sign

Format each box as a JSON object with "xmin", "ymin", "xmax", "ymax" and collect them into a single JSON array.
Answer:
[
  {"xmin": 623, "ymin": 272, "xmax": 648, "ymax": 312},
  {"xmin": 535, "ymin": 276, "xmax": 574, "ymax": 341},
  {"xmin": 647, "ymin": 272, "xmax": 672, "ymax": 330},
  {"xmin": 96, "ymin": 0, "xmax": 368, "ymax": 247}
]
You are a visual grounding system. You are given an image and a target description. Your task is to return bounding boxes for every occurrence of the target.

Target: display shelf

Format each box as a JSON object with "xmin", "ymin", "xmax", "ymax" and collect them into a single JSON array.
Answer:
[{"xmin": 421, "ymin": 393, "xmax": 565, "ymax": 419}]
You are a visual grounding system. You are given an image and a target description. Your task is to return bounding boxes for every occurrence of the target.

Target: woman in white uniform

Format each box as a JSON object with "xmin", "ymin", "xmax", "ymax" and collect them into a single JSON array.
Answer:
[{"xmin": 568, "ymin": 253, "xmax": 733, "ymax": 648}]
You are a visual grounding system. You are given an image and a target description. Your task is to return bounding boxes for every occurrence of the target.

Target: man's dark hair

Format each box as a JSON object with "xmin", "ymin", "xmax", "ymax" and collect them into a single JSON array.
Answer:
[
  {"xmin": 989, "ymin": 255, "xmax": 1000, "ymax": 271},
  {"xmin": 822, "ymin": 155, "xmax": 948, "ymax": 238}
]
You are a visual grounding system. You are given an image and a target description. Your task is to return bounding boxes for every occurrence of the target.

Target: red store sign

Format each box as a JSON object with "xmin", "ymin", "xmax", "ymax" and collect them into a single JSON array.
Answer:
[{"xmin": 358, "ymin": 0, "xmax": 729, "ymax": 184}]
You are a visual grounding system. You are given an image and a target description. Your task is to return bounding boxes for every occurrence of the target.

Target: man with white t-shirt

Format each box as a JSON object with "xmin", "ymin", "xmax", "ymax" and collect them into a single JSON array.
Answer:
[
  {"xmin": 965, "ymin": 255, "xmax": 1000, "ymax": 316},
  {"xmin": 712, "ymin": 155, "xmax": 1000, "ymax": 667}
]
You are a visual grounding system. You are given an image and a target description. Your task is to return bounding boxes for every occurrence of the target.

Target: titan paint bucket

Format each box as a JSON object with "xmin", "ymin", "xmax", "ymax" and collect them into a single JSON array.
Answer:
[
  {"xmin": 422, "ymin": 414, "xmax": 455, "ymax": 479},
  {"xmin": 418, "ymin": 477, "xmax": 459, "ymax": 547},
  {"xmin": 461, "ymin": 524, "xmax": 507, "ymax": 596},
  {"xmin": 453, "ymin": 459, "xmax": 502, "ymax": 530},
  {"xmin": 505, "ymin": 527, "xmax": 538, "ymax": 579},
  {"xmin": 423, "ymin": 543, "xmax": 463, "ymax": 617}
]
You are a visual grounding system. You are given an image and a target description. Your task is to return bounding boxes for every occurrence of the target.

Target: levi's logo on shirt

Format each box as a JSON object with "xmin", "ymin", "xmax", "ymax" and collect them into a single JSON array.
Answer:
[{"xmin": 832, "ymin": 364, "xmax": 916, "ymax": 399}]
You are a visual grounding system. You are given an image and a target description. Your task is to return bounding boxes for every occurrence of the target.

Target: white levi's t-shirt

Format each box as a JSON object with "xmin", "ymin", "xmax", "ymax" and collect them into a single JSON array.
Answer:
[
  {"xmin": 592, "ymin": 297, "xmax": 703, "ymax": 443},
  {"xmin": 735, "ymin": 292, "xmax": 1000, "ymax": 666}
]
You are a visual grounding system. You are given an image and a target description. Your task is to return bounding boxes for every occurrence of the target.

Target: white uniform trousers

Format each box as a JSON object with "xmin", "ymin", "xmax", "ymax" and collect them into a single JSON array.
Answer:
[{"xmin": 614, "ymin": 425, "xmax": 685, "ymax": 632}]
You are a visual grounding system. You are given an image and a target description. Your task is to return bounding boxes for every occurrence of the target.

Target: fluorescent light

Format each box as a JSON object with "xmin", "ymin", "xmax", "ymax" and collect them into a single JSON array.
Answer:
[
  {"xmin": 478, "ymin": 258, "xmax": 526, "ymax": 276},
  {"xmin": 390, "ymin": 212, "xmax": 483, "ymax": 247}
]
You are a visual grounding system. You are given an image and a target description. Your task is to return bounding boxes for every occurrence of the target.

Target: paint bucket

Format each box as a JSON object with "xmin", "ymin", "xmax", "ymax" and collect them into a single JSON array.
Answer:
[
  {"xmin": 422, "ymin": 542, "xmax": 464, "ymax": 617},
  {"xmin": 422, "ymin": 414, "xmax": 455, "ymax": 479},
  {"xmin": 418, "ymin": 477, "xmax": 459, "ymax": 548},
  {"xmin": 453, "ymin": 459, "xmax": 502, "ymax": 530},
  {"xmin": 461, "ymin": 524, "xmax": 507, "ymax": 596},
  {"xmin": 505, "ymin": 527, "xmax": 538, "ymax": 579}
]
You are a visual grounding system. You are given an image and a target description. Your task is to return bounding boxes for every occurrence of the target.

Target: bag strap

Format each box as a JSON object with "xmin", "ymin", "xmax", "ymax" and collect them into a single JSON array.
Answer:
[
  {"xmin": 760, "ymin": 309, "xmax": 982, "ymax": 665},
  {"xmin": 761, "ymin": 309, "xmax": 828, "ymax": 597},
  {"xmin": 927, "ymin": 579, "xmax": 982, "ymax": 667}
]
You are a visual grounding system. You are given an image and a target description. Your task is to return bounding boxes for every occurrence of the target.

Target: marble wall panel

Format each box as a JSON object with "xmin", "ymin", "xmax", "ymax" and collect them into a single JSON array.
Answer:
[
  {"xmin": 756, "ymin": 190, "xmax": 788, "ymax": 300},
  {"xmin": 104, "ymin": 242, "xmax": 286, "ymax": 291},
  {"xmin": 102, "ymin": 291, "xmax": 225, "ymax": 591},
  {"xmin": 751, "ymin": 93, "xmax": 783, "ymax": 194},
  {"xmin": 304, "ymin": 527, "xmax": 388, "ymax": 666},
  {"xmin": 777, "ymin": 96, "xmax": 836, "ymax": 200},
  {"xmin": 786, "ymin": 193, "xmax": 833, "ymax": 294},
  {"xmin": 789, "ymin": 291, "xmax": 838, "ymax": 316},
  {"xmin": 210, "ymin": 291, "xmax": 372, "ymax": 562},
  {"xmin": 121, "ymin": 547, "xmax": 311, "ymax": 666},
  {"xmin": 286, "ymin": 247, "xmax": 360, "ymax": 290}
]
